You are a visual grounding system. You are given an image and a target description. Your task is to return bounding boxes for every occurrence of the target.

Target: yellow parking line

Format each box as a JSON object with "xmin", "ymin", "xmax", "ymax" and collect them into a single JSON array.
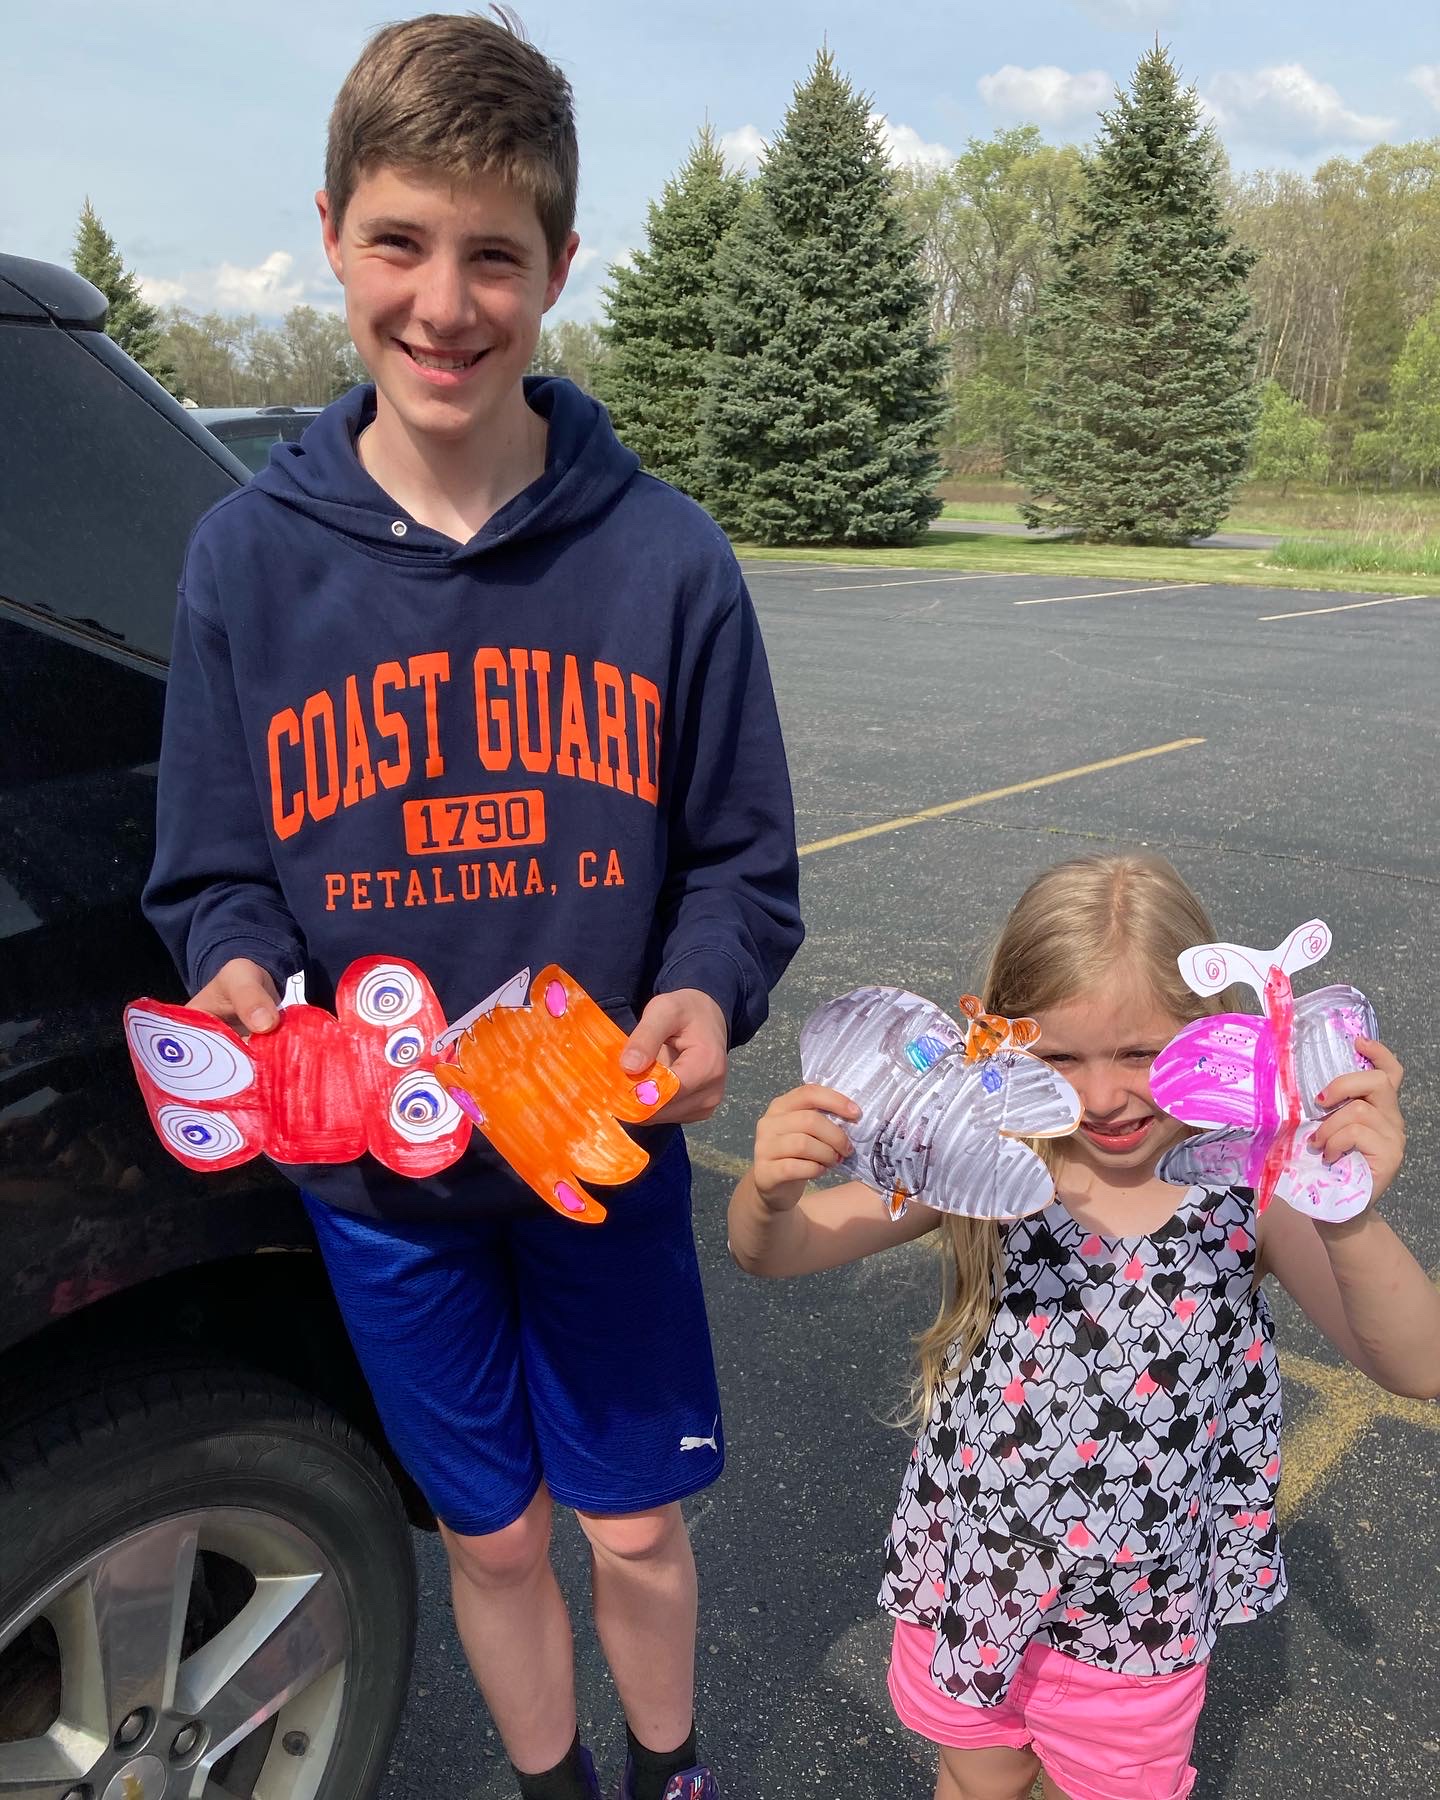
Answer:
[
  {"xmin": 1278, "ymin": 1347, "xmax": 1440, "ymax": 1525},
  {"xmin": 688, "ymin": 1141, "xmax": 751, "ymax": 1182},
  {"xmin": 798, "ymin": 737, "xmax": 1206, "ymax": 857},
  {"xmin": 812, "ymin": 572, "xmax": 1019, "ymax": 594},
  {"xmin": 1259, "ymin": 593, "xmax": 1433, "ymax": 622},
  {"xmin": 1013, "ymin": 582, "xmax": 1202, "ymax": 608}
]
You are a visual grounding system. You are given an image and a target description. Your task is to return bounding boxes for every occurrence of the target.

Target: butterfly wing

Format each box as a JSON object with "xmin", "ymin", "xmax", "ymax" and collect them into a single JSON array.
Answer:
[
  {"xmin": 335, "ymin": 957, "xmax": 469, "ymax": 1176},
  {"xmin": 1292, "ymin": 984, "xmax": 1377, "ymax": 1120},
  {"xmin": 1149, "ymin": 1014, "xmax": 1271, "ymax": 1130},
  {"xmin": 1269, "ymin": 1118, "xmax": 1372, "ymax": 1223},
  {"xmin": 885, "ymin": 1053, "xmax": 1077, "ymax": 1221},
  {"xmin": 800, "ymin": 986, "xmax": 965, "ymax": 1191},
  {"xmin": 1156, "ymin": 1126, "xmax": 1256, "ymax": 1193},
  {"xmin": 124, "ymin": 1001, "xmax": 266, "ymax": 1171}
]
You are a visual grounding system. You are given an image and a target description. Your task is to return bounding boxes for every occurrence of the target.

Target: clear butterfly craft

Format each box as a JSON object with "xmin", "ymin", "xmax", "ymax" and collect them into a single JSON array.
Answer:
[
  {"xmin": 798, "ymin": 986, "xmax": 1082, "ymax": 1222},
  {"xmin": 124, "ymin": 960, "xmax": 678, "ymax": 1224},
  {"xmin": 1148, "ymin": 918, "xmax": 1377, "ymax": 1224}
]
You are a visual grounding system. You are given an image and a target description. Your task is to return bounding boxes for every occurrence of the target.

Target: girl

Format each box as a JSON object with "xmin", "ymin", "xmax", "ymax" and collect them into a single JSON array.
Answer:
[{"xmin": 728, "ymin": 855, "xmax": 1440, "ymax": 1800}]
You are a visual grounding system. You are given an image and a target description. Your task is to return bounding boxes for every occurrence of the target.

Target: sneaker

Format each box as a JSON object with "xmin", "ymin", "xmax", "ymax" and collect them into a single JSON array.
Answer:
[{"xmin": 616, "ymin": 1763, "xmax": 719, "ymax": 1800}]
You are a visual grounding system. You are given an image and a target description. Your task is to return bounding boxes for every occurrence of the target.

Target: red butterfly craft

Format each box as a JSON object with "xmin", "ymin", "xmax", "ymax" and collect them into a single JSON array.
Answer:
[{"xmin": 124, "ymin": 960, "xmax": 677, "ymax": 1223}]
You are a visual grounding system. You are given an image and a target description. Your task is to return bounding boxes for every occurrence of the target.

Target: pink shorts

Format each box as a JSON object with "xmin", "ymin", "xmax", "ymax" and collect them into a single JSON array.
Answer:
[{"xmin": 888, "ymin": 1620, "xmax": 1208, "ymax": 1800}]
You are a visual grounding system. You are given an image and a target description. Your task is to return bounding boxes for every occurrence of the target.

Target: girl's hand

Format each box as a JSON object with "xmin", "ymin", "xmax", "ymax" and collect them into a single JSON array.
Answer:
[
  {"xmin": 1313, "ymin": 1036, "xmax": 1406, "ymax": 1205},
  {"xmin": 752, "ymin": 1084, "xmax": 860, "ymax": 1211}
]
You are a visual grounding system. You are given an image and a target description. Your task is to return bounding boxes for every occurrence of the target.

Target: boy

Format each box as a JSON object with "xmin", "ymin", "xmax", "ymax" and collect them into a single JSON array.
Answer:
[{"xmin": 142, "ymin": 14, "xmax": 802, "ymax": 1800}]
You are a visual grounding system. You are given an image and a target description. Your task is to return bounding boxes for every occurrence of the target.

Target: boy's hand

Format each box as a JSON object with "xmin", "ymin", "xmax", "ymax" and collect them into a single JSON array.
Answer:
[
  {"xmin": 1313, "ymin": 1036, "xmax": 1406, "ymax": 1205},
  {"xmin": 189, "ymin": 958, "xmax": 283, "ymax": 1036},
  {"xmin": 752, "ymin": 1084, "xmax": 861, "ymax": 1211},
  {"xmin": 621, "ymin": 988, "xmax": 728, "ymax": 1122}
]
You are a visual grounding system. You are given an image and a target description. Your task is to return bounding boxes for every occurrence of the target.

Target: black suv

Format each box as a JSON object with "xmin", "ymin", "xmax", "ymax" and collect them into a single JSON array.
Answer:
[{"xmin": 0, "ymin": 256, "xmax": 417, "ymax": 1797}]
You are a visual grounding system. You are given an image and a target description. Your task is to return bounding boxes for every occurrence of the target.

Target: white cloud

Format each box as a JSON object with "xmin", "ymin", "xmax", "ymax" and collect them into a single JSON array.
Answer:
[
  {"xmin": 978, "ymin": 65, "xmax": 1115, "ymax": 126},
  {"xmin": 131, "ymin": 252, "xmax": 338, "ymax": 318},
  {"xmin": 138, "ymin": 272, "xmax": 187, "ymax": 307},
  {"xmin": 213, "ymin": 250, "xmax": 308, "ymax": 311},
  {"xmin": 1203, "ymin": 65, "xmax": 1393, "ymax": 146},
  {"xmin": 719, "ymin": 123, "xmax": 767, "ymax": 173},
  {"xmin": 1409, "ymin": 66, "xmax": 1440, "ymax": 112},
  {"xmin": 870, "ymin": 113, "xmax": 953, "ymax": 171}
]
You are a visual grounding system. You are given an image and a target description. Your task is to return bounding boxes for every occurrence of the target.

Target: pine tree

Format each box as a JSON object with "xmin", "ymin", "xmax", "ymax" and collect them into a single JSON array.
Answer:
[
  {"xmin": 698, "ymin": 52, "xmax": 945, "ymax": 546},
  {"xmin": 1019, "ymin": 49, "xmax": 1258, "ymax": 543},
  {"xmin": 599, "ymin": 126, "xmax": 747, "ymax": 497},
  {"xmin": 73, "ymin": 199, "xmax": 182, "ymax": 396}
]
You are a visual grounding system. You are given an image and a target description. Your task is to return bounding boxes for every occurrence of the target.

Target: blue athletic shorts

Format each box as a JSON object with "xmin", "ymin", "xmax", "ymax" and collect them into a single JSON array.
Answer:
[{"xmin": 302, "ymin": 1136, "xmax": 724, "ymax": 1535}]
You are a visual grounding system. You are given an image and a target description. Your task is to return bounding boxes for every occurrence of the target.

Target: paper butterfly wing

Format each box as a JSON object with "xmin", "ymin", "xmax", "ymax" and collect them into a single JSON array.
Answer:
[
  {"xmin": 1148, "ymin": 1014, "xmax": 1270, "ymax": 1131},
  {"xmin": 1269, "ymin": 1117, "xmax": 1372, "ymax": 1223},
  {"xmin": 1156, "ymin": 1126, "xmax": 1254, "ymax": 1194},
  {"xmin": 435, "ymin": 966, "xmax": 678, "ymax": 1224},
  {"xmin": 799, "ymin": 986, "xmax": 965, "ymax": 1188},
  {"xmin": 1292, "ymin": 984, "xmax": 1377, "ymax": 1120},
  {"xmin": 335, "ymin": 957, "xmax": 469, "ymax": 1176},
  {"xmin": 255, "ymin": 1004, "xmax": 368, "ymax": 1164},
  {"xmin": 881, "ymin": 1052, "xmax": 1079, "ymax": 1222},
  {"xmin": 124, "ymin": 1001, "xmax": 267, "ymax": 1171}
]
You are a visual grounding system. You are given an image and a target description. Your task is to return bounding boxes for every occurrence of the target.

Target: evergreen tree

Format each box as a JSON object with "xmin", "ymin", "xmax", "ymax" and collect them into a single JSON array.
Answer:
[
  {"xmin": 73, "ymin": 200, "xmax": 182, "ymax": 396},
  {"xmin": 600, "ymin": 126, "xmax": 747, "ymax": 497},
  {"xmin": 698, "ymin": 51, "xmax": 945, "ymax": 545},
  {"xmin": 1249, "ymin": 380, "xmax": 1327, "ymax": 495},
  {"xmin": 1019, "ymin": 49, "xmax": 1258, "ymax": 543}
]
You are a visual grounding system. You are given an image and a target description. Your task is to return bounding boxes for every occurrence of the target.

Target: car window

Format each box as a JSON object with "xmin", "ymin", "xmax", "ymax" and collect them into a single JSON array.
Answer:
[
  {"xmin": 0, "ymin": 322, "xmax": 240, "ymax": 663},
  {"xmin": 213, "ymin": 428, "xmax": 281, "ymax": 473}
]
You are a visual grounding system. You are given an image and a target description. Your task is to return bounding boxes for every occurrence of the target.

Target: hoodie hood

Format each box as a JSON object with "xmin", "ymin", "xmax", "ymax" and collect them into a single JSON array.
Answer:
[{"xmin": 249, "ymin": 375, "xmax": 641, "ymax": 562}]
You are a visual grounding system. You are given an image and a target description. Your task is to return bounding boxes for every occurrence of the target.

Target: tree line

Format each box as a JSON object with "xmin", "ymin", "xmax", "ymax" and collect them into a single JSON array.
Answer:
[{"xmin": 74, "ymin": 44, "xmax": 1440, "ymax": 540}]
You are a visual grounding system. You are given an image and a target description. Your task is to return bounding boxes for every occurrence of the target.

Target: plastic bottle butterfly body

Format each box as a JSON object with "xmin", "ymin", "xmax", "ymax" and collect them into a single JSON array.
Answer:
[
  {"xmin": 433, "ymin": 965, "xmax": 679, "ymax": 1225},
  {"xmin": 798, "ymin": 986, "xmax": 1081, "ymax": 1222},
  {"xmin": 1149, "ymin": 919, "xmax": 1377, "ymax": 1223},
  {"xmin": 125, "ymin": 956, "xmax": 469, "ymax": 1175}
]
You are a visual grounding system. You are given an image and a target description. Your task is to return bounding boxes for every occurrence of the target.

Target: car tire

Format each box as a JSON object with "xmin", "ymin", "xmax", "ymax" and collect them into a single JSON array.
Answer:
[{"xmin": 0, "ymin": 1360, "xmax": 416, "ymax": 1800}]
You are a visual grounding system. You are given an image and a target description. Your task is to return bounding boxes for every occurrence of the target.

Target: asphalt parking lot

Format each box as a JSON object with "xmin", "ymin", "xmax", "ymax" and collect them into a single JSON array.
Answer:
[{"xmin": 382, "ymin": 567, "xmax": 1439, "ymax": 1800}]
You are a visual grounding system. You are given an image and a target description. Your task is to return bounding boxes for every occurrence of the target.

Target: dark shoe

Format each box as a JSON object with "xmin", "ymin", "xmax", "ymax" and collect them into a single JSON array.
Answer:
[{"xmin": 616, "ymin": 1763, "xmax": 718, "ymax": 1800}]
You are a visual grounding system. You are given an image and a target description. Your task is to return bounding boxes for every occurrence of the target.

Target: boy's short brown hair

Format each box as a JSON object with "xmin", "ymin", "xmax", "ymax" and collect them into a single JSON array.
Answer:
[{"xmin": 325, "ymin": 10, "xmax": 578, "ymax": 261}]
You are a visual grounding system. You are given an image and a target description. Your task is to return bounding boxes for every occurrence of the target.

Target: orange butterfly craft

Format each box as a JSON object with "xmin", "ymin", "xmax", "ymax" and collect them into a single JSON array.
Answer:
[
  {"xmin": 434, "ymin": 967, "xmax": 679, "ymax": 1224},
  {"xmin": 957, "ymin": 995, "xmax": 1043, "ymax": 1061},
  {"xmin": 124, "ymin": 959, "xmax": 677, "ymax": 1225}
]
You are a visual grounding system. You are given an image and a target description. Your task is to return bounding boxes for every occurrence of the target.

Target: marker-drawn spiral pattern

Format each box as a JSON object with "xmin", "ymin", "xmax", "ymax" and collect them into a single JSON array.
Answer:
[
  {"xmin": 389, "ymin": 1071, "xmax": 462, "ymax": 1142},
  {"xmin": 354, "ymin": 964, "xmax": 423, "ymax": 1026},
  {"xmin": 126, "ymin": 1010, "xmax": 253, "ymax": 1100},
  {"xmin": 156, "ymin": 1104, "xmax": 247, "ymax": 1161},
  {"xmin": 385, "ymin": 1025, "xmax": 426, "ymax": 1068}
]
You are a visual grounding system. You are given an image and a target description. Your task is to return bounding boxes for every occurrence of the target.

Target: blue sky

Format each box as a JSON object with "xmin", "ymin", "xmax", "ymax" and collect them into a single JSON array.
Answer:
[{"xmin": 5, "ymin": 1, "xmax": 1437, "ymax": 324}]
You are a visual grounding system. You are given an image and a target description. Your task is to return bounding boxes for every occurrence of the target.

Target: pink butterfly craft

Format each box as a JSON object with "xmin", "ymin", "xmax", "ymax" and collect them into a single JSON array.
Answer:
[
  {"xmin": 1149, "ymin": 919, "xmax": 1377, "ymax": 1224},
  {"xmin": 798, "ymin": 985, "xmax": 1082, "ymax": 1223}
]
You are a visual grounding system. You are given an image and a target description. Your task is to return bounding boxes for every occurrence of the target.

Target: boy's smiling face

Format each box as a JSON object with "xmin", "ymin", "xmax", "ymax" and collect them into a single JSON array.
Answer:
[{"xmin": 317, "ymin": 164, "xmax": 577, "ymax": 450}]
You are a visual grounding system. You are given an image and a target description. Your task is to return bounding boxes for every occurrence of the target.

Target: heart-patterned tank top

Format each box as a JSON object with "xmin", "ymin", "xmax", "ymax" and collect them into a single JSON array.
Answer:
[{"xmin": 879, "ymin": 1185, "xmax": 1285, "ymax": 1705}]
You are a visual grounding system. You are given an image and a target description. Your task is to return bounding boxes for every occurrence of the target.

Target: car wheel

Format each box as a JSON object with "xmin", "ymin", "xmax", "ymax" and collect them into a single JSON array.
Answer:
[{"xmin": 0, "ymin": 1362, "xmax": 416, "ymax": 1799}]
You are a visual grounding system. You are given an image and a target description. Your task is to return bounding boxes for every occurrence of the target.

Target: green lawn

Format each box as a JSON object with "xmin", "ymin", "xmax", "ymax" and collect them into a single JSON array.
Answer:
[
  {"xmin": 937, "ymin": 482, "xmax": 1440, "ymax": 543},
  {"xmin": 735, "ymin": 527, "xmax": 1440, "ymax": 596}
]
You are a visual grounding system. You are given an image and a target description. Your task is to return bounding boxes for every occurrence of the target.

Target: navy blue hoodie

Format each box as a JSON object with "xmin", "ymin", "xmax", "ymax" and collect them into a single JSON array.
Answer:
[{"xmin": 144, "ymin": 378, "xmax": 802, "ymax": 1218}]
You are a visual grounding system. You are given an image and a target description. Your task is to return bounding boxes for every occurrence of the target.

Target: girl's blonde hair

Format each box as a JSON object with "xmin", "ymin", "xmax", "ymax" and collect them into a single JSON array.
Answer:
[{"xmin": 912, "ymin": 853, "xmax": 1231, "ymax": 1419}]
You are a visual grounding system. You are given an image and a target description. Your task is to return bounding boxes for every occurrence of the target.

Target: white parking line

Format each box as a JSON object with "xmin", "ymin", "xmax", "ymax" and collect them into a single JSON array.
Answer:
[
  {"xmin": 1012, "ymin": 582, "xmax": 1203, "ymax": 607},
  {"xmin": 811, "ymin": 572, "xmax": 1021, "ymax": 593},
  {"xmin": 1258, "ymin": 593, "xmax": 1433, "ymax": 621}
]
